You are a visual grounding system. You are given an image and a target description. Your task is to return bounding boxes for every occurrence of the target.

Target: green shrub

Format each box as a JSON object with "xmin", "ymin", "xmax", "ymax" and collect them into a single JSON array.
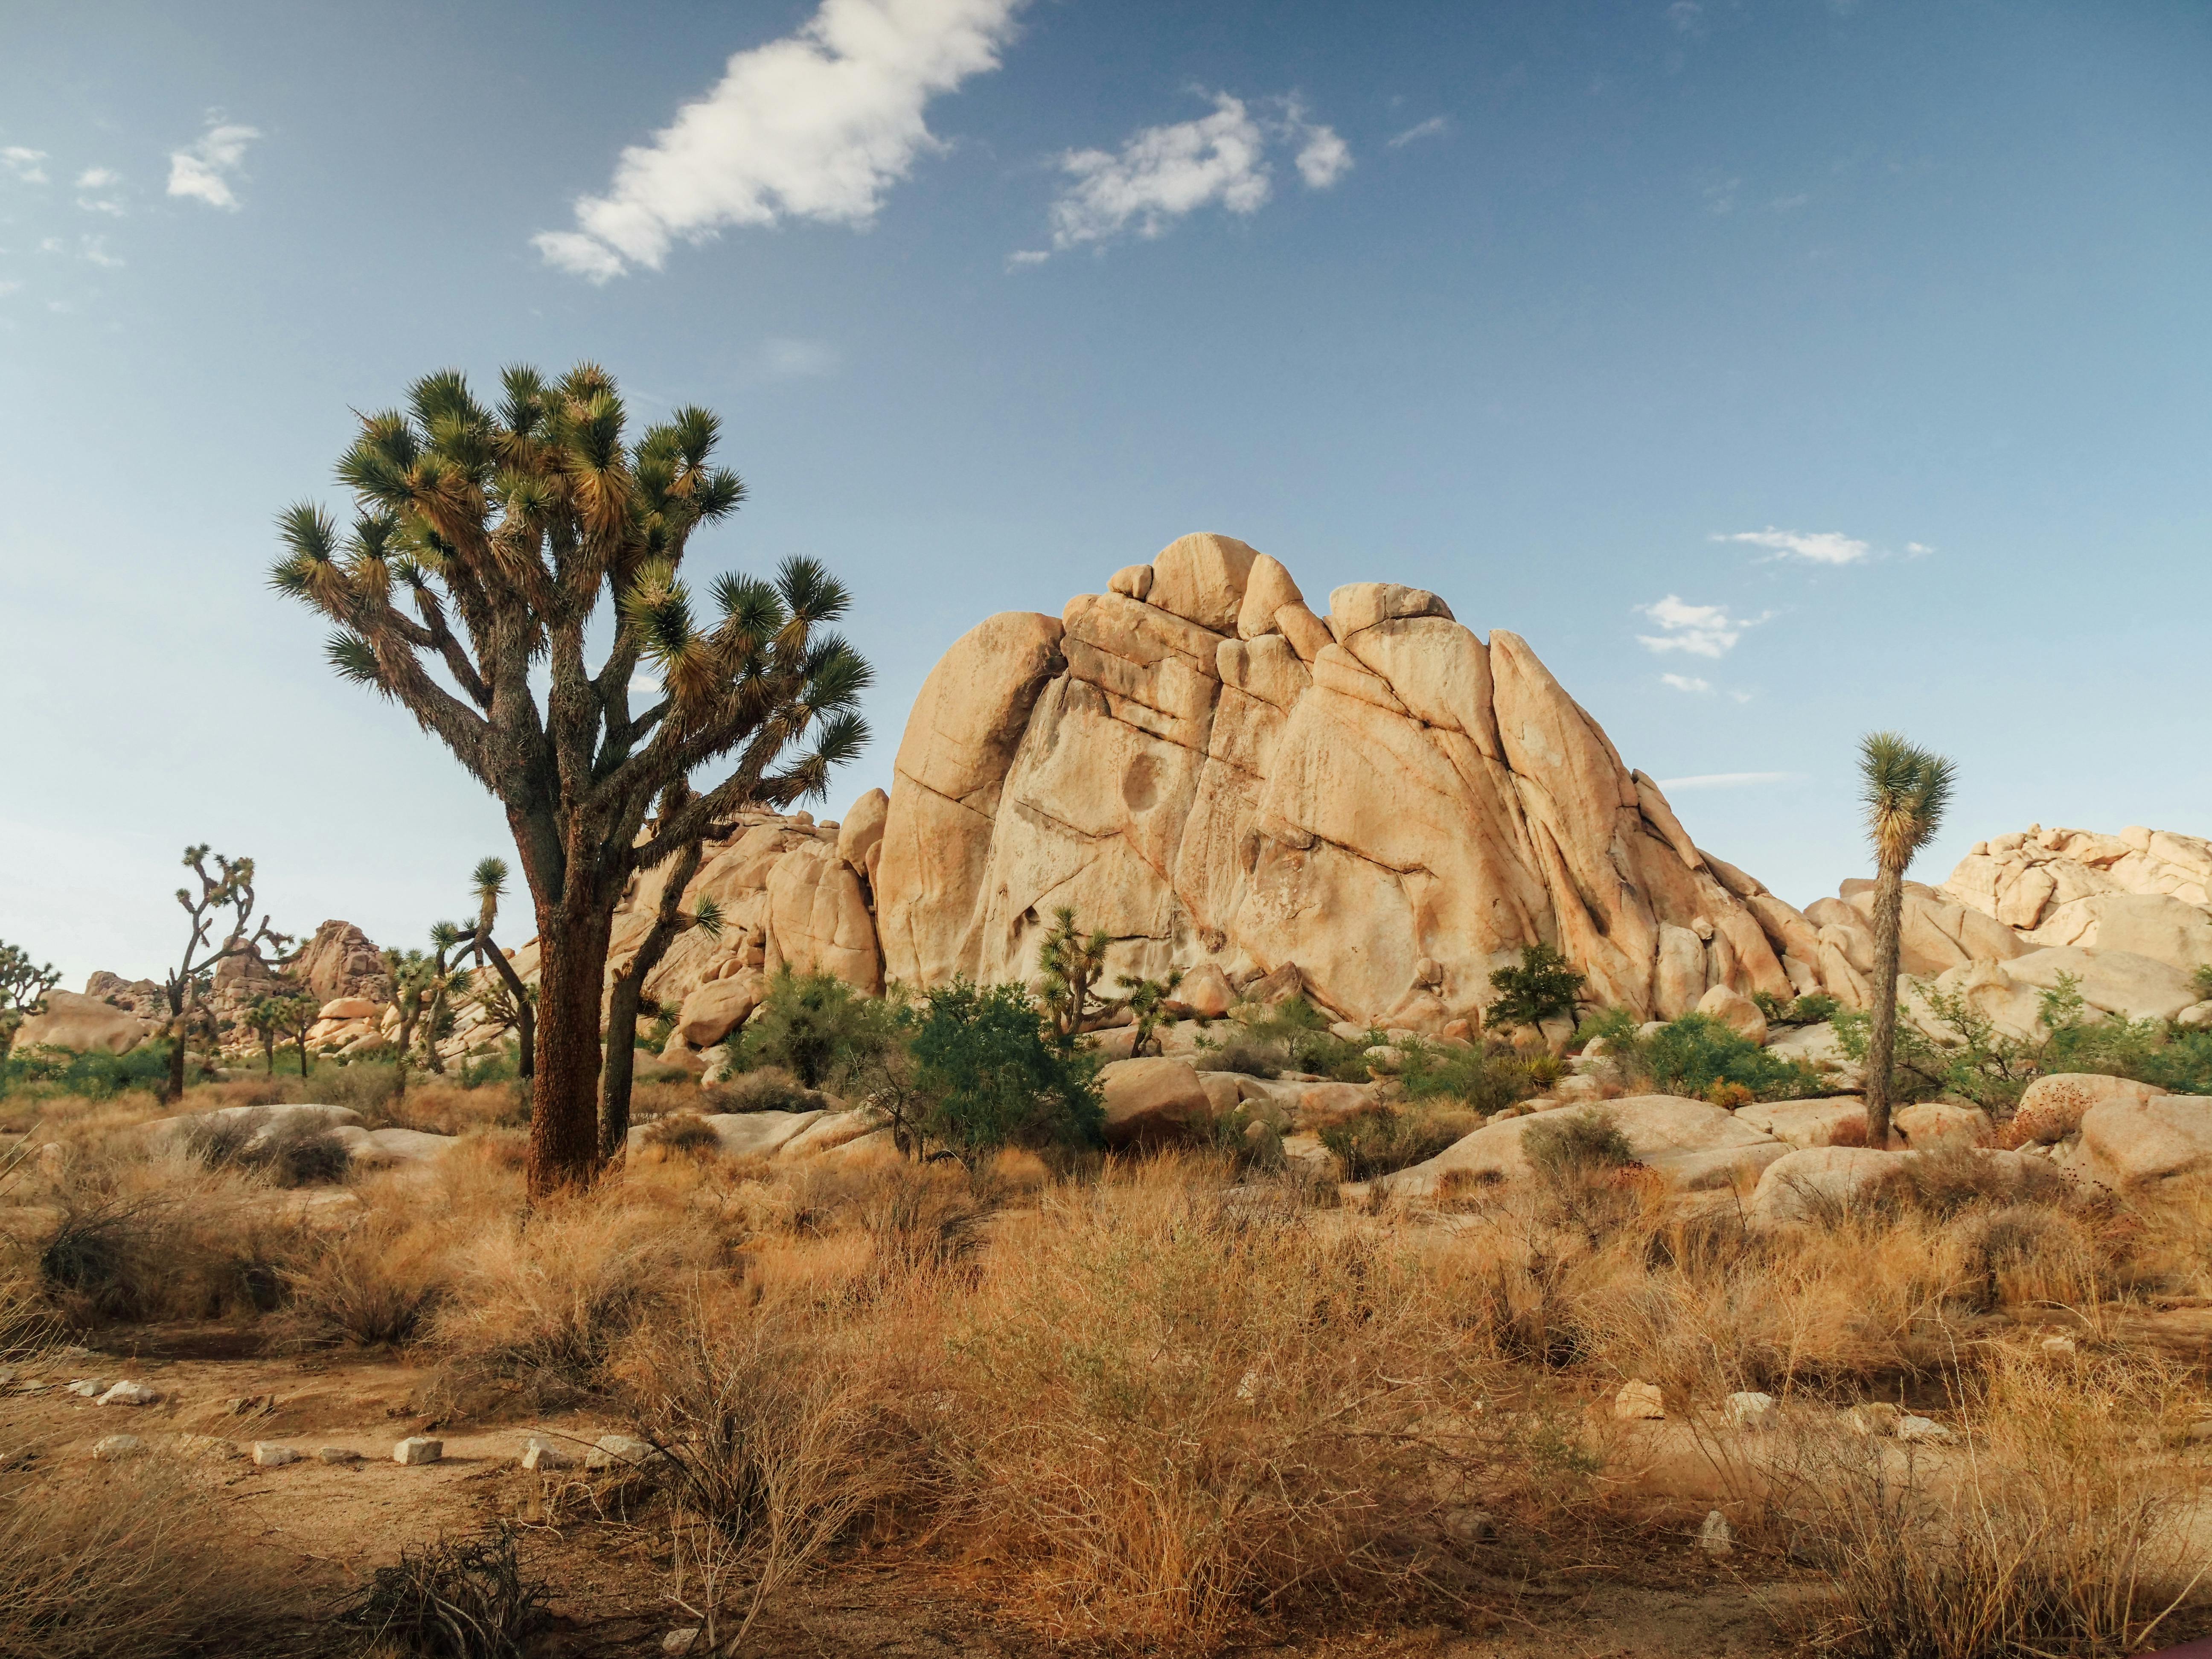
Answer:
[
  {"xmin": 2195, "ymin": 964, "xmax": 2212, "ymax": 1001},
  {"xmin": 1573, "ymin": 1007, "xmax": 1639, "ymax": 1047},
  {"xmin": 1231, "ymin": 997, "xmax": 1373, "ymax": 1081},
  {"xmin": 1318, "ymin": 1105, "xmax": 1478, "ymax": 1179},
  {"xmin": 1190, "ymin": 1036, "xmax": 1283, "ymax": 1078},
  {"xmin": 703, "ymin": 1066, "xmax": 821, "ymax": 1115},
  {"xmin": 1487, "ymin": 944, "xmax": 1586, "ymax": 1028},
  {"xmin": 910, "ymin": 980, "xmax": 1103, "ymax": 1169},
  {"xmin": 1393, "ymin": 1041, "xmax": 1538, "ymax": 1114},
  {"xmin": 1522, "ymin": 1108, "xmax": 1637, "ymax": 1184},
  {"xmin": 735, "ymin": 967, "xmax": 892, "ymax": 1089},
  {"xmin": 1, "ymin": 1041, "xmax": 171, "ymax": 1102},
  {"xmin": 1640, "ymin": 1014, "xmax": 1819, "ymax": 1102},
  {"xmin": 1752, "ymin": 990, "xmax": 1842, "ymax": 1026}
]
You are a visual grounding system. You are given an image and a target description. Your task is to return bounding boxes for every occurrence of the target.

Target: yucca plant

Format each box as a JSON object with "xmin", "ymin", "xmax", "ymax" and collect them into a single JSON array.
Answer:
[
  {"xmin": 271, "ymin": 364, "xmax": 870, "ymax": 1192},
  {"xmin": 1858, "ymin": 731, "xmax": 1957, "ymax": 1148}
]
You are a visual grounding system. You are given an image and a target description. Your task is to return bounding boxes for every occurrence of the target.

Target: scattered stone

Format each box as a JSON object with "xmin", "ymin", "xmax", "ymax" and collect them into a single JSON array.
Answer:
[
  {"xmin": 1896, "ymin": 1415, "xmax": 1952, "ymax": 1444},
  {"xmin": 1697, "ymin": 1510, "xmax": 1733, "ymax": 1556},
  {"xmin": 317, "ymin": 1447, "xmax": 361, "ymax": 1464},
  {"xmin": 520, "ymin": 1435, "xmax": 577, "ymax": 1472},
  {"xmin": 92, "ymin": 1434, "xmax": 145, "ymax": 1461},
  {"xmin": 394, "ymin": 1436, "xmax": 444, "ymax": 1466},
  {"xmin": 663, "ymin": 1629, "xmax": 702, "ymax": 1656},
  {"xmin": 1613, "ymin": 1380, "xmax": 1666, "ymax": 1421},
  {"xmin": 585, "ymin": 1433, "xmax": 664, "ymax": 1470},
  {"xmin": 65, "ymin": 1378, "xmax": 110, "ymax": 1399},
  {"xmin": 1443, "ymin": 1508, "xmax": 1497, "ymax": 1546},
  {"xmin": 1842, "ymin": 1403, "xmax": 1902, "ymax": 1438},
  {"xmin": 2040, "ymin": 1335, "xmax": 2078, "ymax": 1358},
  {"xmin": 252, "ymin": 1443, "xmax": 301, "ymax": 1467},
  {"xmin": 1723, "ymin": 1391, "xmax": 1777, "ymax": 1430},
  {"xmin": 96, "ymin": 1380, "xmax": 160, "ymax": 1406}
]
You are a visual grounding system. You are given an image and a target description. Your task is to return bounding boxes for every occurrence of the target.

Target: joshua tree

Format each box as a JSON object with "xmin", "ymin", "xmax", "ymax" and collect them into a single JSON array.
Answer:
[
  {"xmin": 466, "ymin": 856, "xmax": 535, "ymax": 1078},
  {"xmin": 271, "ymin": 364, "xmax": 869, "ymax": 1192},
  {"xmin": 1858, "ymin": 731, "xmax": 1957, "ymax": 1149},
  {"xmin": 1038, "ymin": 907, "xmax": 1115, "ymax": 1044},
  {"xmin": 243, "ymin": 995, "xmax": 285, "ymax": 1075},
  {"xmin": 160, "ymin": 847, "xmax": 290, "ymax": 1103},
  {"xmin": 257, "ymin": 988, "xmax": 320, "ymax": 1078},
  {"xmin": 599, "ymin": 783, "xmax": 723, "ymax": 1159},
  {"xmin": 0, "ymin": 941, "xmax": 61, "ymax": 1060},
  {"xmin": 1116, "ymin": 967, "xmax": 1186, "ymax": 1058},
  {"xmin": 383, "ymin": 947, "xmax": 433, "ymax": 1063},
  {"xmin": 414, "ymin": 922, "xmax": 476, "ymax": 1076}
]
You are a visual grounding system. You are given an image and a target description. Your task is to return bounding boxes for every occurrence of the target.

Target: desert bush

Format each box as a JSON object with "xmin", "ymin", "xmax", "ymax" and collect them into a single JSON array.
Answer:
[
  {"xmin": 1190, "ymin": 1036, "xmax": 1283, "ymax": 1078},
  {"xmin": 32, "ymin": 1183, "xmax": 298, "ymax": 1325},
  {"xmin": 642, "ymin": 1113, "xmax": 724, "ymax": 1160},
  {"xmin": 316, "ymin": 1059, "xmax": 406, "ymax": 1119},
  {"xmin": 855, "ymin": 1159, "xmax": 996, "ymax": 1272},
  {"xmin": 335, "ymin": 1525, "xmax": 550, "ymax": 1659},
  {"xmin": 1572, "ymin": 1006, "xmax": 1640, "ymax": 1047},
  {"xmin": 943, "ymin": 1171, "xmax": 1491, "ymax": 1646},
  {"xmin": 1395, "ymin": 1040, "xmax": 1537, "ymax": 1113},
  {"xmin": 1318, "ymin": 1104, "xmax": 1478, "ymax": 1179},
  {"xmin": 392, "ymin": 1078, "xmax": 530, "ymax": 1136},
  {"xmin": 1752, "ymin": 990, "xmax": 1842, "ymax": 1026},
  {"xmin": 1874, "ymin": 1143, "xmax": 2071, "ymax": 1220},
  {"xmin": 1637, "ymin": 1013, "xmax": 1818, "ymax": 1101},
  {"xmin": 908, "ymin": 980, "xmax": 1102, "ymax": 1170},
  {"xmin": 182, "ymin": 1109, "xmax": 349, "ymax": 1187},
  {"xmin": 0, "ymin": 1041, "xmax": 169, "ymax": 1104},
  {"xmin": 1522, "ymin": 1107, "xmax": 1636, "ymax": 1185},
  {"xmin": 735, "ymin": 967, "xmax": 891, "ymax": 1089},
  {"xmin": 1778, "ymin": 1354, "xmax": 2209, "ymax": 1658},
  {"xmin": 0, "ymin": 1458, "xmax": 273, "ymax": 1659},
  {"xmin": 282, "ymin": 1211, "xmax": 449, "ymax": 1348},
  {"xmin": 1229, "ymin": 997, "xmax": 1374, "ymax": 1082},
  {"xmin": 1487, "ymin": 943, "xmax": 1586, "ymax": 1028},
  {"xmin": 702, "ymin": 1066, "xmax": 820, "ymax": 1115}
]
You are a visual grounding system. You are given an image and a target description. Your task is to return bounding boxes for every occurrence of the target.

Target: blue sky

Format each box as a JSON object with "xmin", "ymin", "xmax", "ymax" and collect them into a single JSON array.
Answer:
[{"xmin": 2, "ymin": 0, "xmax": 2207, "ymax": 985}]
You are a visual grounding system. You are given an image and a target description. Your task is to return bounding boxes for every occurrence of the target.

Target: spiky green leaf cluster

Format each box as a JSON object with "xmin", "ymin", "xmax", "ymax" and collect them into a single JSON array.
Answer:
[{"xmin": 1858, "ymin": 731, "xmax": 1957, "ymax": 873}]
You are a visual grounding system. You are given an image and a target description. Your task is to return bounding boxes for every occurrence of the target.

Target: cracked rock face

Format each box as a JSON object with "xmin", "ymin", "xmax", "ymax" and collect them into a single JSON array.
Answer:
[{"xmin": 868, "ymin": 533, "xmax": 1818, "ymax": 1028}]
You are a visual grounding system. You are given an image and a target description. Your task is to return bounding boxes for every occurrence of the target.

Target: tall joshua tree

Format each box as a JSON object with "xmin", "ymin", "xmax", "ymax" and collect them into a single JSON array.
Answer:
[
  {"xmin": 466, "ymin": 856, "xmax": 535, "ymax": 1079},
  {"xmin": 418, "ymin": 921, "xmax": 472, "ymax": 1076},
  {"xmin": 160, "ymin": 847, "xmax": 289, "ymax": 1103},
  {"xmin": 271, "ymin": 364, "xmax": 868, "ymax": 1193},
  {"xmin": 1858, "ymin": 731, "xmax": 1957, "ymax": 1150},
  {"xmin": 0, "ymin": 942, "xmax": 61, "ymax": 1060}
]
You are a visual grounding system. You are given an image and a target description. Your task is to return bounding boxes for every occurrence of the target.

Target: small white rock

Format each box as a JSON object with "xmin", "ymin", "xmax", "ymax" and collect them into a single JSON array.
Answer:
[
  {"xmin": 317, "ymin": 1446, "xmax": 361, "ymax": 1464},
  {"xmin": 175, "ymin": 1435, "xmax": 242, "ymax": 1461},
  {"xmin": 1613, "ymin": 1380, "xmax": 1666, "ymax": 1421},
  {"xmin": 252, "ymin": 1443, "xmax": 301, "ymax": 1467},
  {"xmin": 65, "ymin": 1378, "xmax": 109, "ymax": 1399},
  {"xmin": 584, "ymin": 1433, "xmax": 663, "ymax": 1470},
  {"xmin": 1842, "ymin": 1403, "xmax": 1902, "ymax": 1438},
  {"xmin": 1697, "ymin": 1510, "xmax": 1733, "ymax": 1556},
  {"xmin": 2040, "ymin": 1335, "xmax": 2077, "ymax": 1358},
  {"xmin": 520, "ymin": 1435, "xmax": 576, "ymax": 1471},
  {"xmin": 663, "ymin": 1629, "xmax": 702, "ymax": 1656},
  {"xmin": 92, "ymin": 1434, "xmax": 145, "ymax": 1461},
  {"xmin": 96, "ymin": 1380, "xmax": 160, "ymax": 1407},
  {"xmin": 1896, "ymin": 1415, "xmax": 1952, "ymax": 1443},
  {"xmin": 1723, "ymin": 1391, "xmax": 1777, "ymax": 1430},
  {"xmin": 394, "ymin": 1436, "xmax": 444, "ymax": 1466}
]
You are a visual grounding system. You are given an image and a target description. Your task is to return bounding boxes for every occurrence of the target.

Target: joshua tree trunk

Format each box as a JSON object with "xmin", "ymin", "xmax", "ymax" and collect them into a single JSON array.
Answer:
[
  {"xmin": 475, "ymin": 939, "xmax": 535, "ymax": 1080},
  {"xmin": 296, "ymin": 1033, "xmax": 310, "ymax": 1077},
  {"xmin": 599, "ymin": 836, "xmax": 707, "ymax": 1161},
  {"xmin": 1863, "ymin": 860, "xmax": 1906, "ymax": 1149},
  {"xmin": 530, "ymin": 904, "xmax": 615, "ymax": 1192},
  {"xmin": 163, "ymin": 984, "xmax": 190, "ymax": 1103},
  {"xmin": 262, "ymin": 1032, "xmax": 276, "ymax": 1075}
]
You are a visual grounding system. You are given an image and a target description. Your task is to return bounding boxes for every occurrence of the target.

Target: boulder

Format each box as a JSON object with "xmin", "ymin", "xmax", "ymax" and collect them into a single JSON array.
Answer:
[
  {"xmin": 2012, "ymin": 1073, "xmax": 2161, "ymax": 1145},
  {"xmin": 1890, "ymin": 1100, "xmax": 1994, "ymax": 1152},
  {"xmin": 1148, "ymin": 533, "xmax": 1260, "ymax": 633},
  {"xmin": 1173, "ymin": 962, "xmax": 1235, "ymax": 1019},
  {"xmin": 292, "ymin": 920, "xmax": 393, "ymax": 1004},
  {"xmin": 776, "ymin": 1109, "xmax": 881, "ymax": 1159},
  {"xmin": 1613, "ymin": 1380, "xmax": 1665, "ymax": 1420},
  {"xmin": 1746, "ymin": 1147, "xmax": 1904, "ymax": 1228},
  {"xmin": 1383, "ymin": 1095, "xmax": 1786, "ymax": 1199},
  {"xmin": 1695, "ymin": 983, "xmax": 1768, "ymax": 1046},
  {"xmin": 675, "ymin": 974, "xmax": 764, "ymax": 1048},
  {"xmin": 393, "ymin": 1436, "xmax": 443, "ymax": 1466},
  {"xmin": 1098, "ymin": 1057, "xmax": 1216, "ymax": 1147},
  {"xmin": 1733, "ymin": 1097, "xmax": 1868, "ymax": 1150},
  {"xmin": 1327, "ymin": 582, "xmax": 1453, "ymax": 636},
  {"xmin": 2058, "ymin": 1094, "xmax": 2212, "ymax": 1188},
  {"xmin": 1235, "ymin": 553, "xmax": 1305, "ymax": 641},
  {"xmin": 319, "ymin": 996, "xmax": 379, "ymax": 1022},
  {"xmin": 626, "ymin": 1110, "xmax": 826, "ymax": 1162},
  {"xmin": 13, "ymin": 990, "xmax": 152, "ymax": 1055}
]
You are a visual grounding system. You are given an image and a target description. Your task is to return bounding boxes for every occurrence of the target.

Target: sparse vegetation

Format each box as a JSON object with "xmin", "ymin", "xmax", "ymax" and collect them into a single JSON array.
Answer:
[
  {"xmin": 1317, "ymin": 1102, "xmax": 1478, "ymax": 1178},
  {"xmin": 908, "ymin": 979, "xmax": 1103, "ymax": 1168},
  {"xmin": 1487, "ymin": 942, "xmax": 1586, "ymax": 1029},
  {"xmin": 1635, "ymin": 1012, "xmax": 1822, "ymax": 1101}
]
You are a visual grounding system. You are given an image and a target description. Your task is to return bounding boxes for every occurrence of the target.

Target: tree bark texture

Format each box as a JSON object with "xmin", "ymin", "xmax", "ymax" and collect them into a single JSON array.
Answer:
[
  {"xmin": 163, "ymin": 984, "xmax": 188, "ymax": 1103},
  {"xmin": 529, "ymin": 906, "xmax": 614, "ymax": 1195},
  {"xmin": 599, "ymin": 836, "xmax": 706, "ymax": 1161},
  {"xmin": 1863, "ymin": 862, "xmax": 1906, "ymax": 1150}
]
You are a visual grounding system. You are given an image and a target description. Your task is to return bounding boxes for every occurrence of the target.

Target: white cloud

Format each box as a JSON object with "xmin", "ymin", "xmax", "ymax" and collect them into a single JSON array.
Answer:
[
  {"xmin": 167, "ymin": 121, "xmax": 260, "ymax": 210},
  {"xmin": 1387, "ymin": 115, "xmax": 1449, "ymax": 148},
  {"xmin": 1660, "ymin": 673, "xmax": 1711, "ymax": 693},
  {"xmin": 1, "ymin": 147, "xmax": 48, "ymax": 185},
  {"xmin": 1718, "ymin": 526, "xmax": 1871, "ymax": 565},
  {"xmin": 1040, "ymin": 92, "xmax": 1348, "ymax": 255},
  {"xmin": 1637, "ymin": 594, "xmax": 1760, "ymax": 658},
  {"xmin": 763, "ymin": 336, "xmax": 838, "ymax": 377},
  {"xmin": 1770, "ymin": 192, "xmax": 1810, "ymax": 211},
  {"xmin": 75, "ymin": 167, "xmax": 125, "ymax": 216},
  {"xmin": 1701, "ymin": 175, "xmax": 1740, "ymax": 214},
  {"xmin": 1905, "ymin": 540, "xmax": 1935, "ymax": 557},
  {"xmin": 0, "ymin": 280, "xmax": 19, "ymax": 298},
  {"xmin": 1658, "ymin": 771, "xmax": 1802, "ymax": 790},
  {"xmin": 76, "ymin": 167, "xmax": 119, "ymax": 189},
  {"xmin": 1005, "ymin": 247, "xmax": 1049, "ymax": 267},
  {"xmin": 1666, "ymin": 1, "xmax": 1704, "ymax": 30},
  {"xmin": 80, "ymin": 235, "xmax": 122, "ymax": 269},
  {"xmin": 537, "ymin": 0, "xmax": 1027, "ymax": 282}
]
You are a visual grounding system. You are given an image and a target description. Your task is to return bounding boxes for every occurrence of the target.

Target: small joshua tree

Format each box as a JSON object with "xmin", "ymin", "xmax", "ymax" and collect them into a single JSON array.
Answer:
[
  {"xmin": 0, "ymin": 941, "xmax": 61, "ymax": 1060},
  {"xmin": 417, "ymin": 923, "xmax": 474, "ymax": 1076},
  {"xmin": 265, "ymin": 989, "xmax": 320, "ymax": 1078},
  {"xmin": 1116, "ymin": 967, "xmax": 1186, "ymax": 1058},
  {"xmin": 465, "ymin": 856, "xmax": 535, "ymax": 1079},
  {"xmin": 244, "ymin": 995, "xmax": 285, "ymax": 1076},
  {"xmin": 1858, "ymin": 731, "xmax": 1956, "ymax": 1149},
  {"xmin": 383, "ymin": 947, "xmax": 434, "ymax": 1064},
  {"xmin": 1038, "ymin": 907, "xmax": 1115, "ymax": 1044},
  {"xmin": 160, "ymin": 847, "xmax": 290, "ymax": 1102}
]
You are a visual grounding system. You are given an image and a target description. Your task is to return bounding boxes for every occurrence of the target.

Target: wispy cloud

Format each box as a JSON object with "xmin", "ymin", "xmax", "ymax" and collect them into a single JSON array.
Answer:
[
  {"xmin": 1717, "ymin": 526, "xmax": 1872, "ymax": 565},
  {"xmin": 0, "ymin": 147, "xmax": 48, "ymax": 185},
  {"xmin": 1024, "ymin": 92, "xmax": 1348, "ymax": 259},
  {"xmin": 79, "ymin": 234, "xmax": 122, "ymax": 269},
  {"xmin": 1387, "ymin": 115, "xmax": 1449, "ymax": 148},
  {"xmin": 1660, "ymin": 672, "xmax": 1711, "ymax": 693},
  {"xmin": 1666, "ymin": 1, "xmax": 1705, "ymax": 31},
  {"xmin": 75, "ymin": 166, "xmax": 125, "ymax": 215},
  {"xmin": 1659, "ymin": 771, "xmax": 1802, "ymax": 789},
  {"xmin": 1637, "ymin": 594, "xmax": 1762, "ymax": 658},
  {"xmin": 1701, "ymin": 175, "xmax": 1740, "ymax": 214},
  {"xmin": 763, "ymin": 336, "xmax": 838, "ymax": 377},
  {"xmin": 168, "ymin": 121, "xmax": 260, "ymax": 210},
  {"xmin": 537, "ymin": 0, "xmax": 1027, "ymax": 282}
]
